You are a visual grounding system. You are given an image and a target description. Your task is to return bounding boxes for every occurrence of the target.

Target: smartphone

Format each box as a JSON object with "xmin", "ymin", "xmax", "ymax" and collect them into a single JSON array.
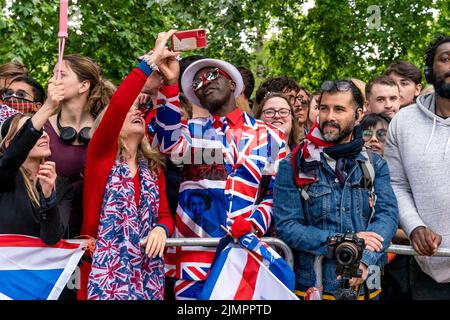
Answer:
[{"xmin": 170, "ymin": 29, "xmax": 207, "ymax": 51}]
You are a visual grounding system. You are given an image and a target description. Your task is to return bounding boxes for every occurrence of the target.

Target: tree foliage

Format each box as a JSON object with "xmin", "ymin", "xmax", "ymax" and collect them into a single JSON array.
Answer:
[
  {"xmin": 266, "ymin": 0, "xmax": 443, "ymax": 90},
  {"xmin": 0, "ymin": 0, "xmax": 448, "ymax": 93}
]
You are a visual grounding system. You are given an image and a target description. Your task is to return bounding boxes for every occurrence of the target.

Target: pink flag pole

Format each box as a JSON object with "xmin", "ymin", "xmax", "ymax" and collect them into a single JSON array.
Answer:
[{"xmin": 57, "ymin": 0, "xmax": 69, "ymax": 80}]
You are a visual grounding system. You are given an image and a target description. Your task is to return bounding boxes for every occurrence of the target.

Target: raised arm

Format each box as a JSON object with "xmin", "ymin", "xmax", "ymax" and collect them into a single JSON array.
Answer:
[
  {"xmin": 248, "ymin": 130, "xmax": 287, "ymax": 236},
  {"xmin": 152, "ymin": 40, "xmax": 191, "ymax": 157},
  {"xmin": 89, "ymin": 31, "xmax": 180, "ymax": 160},
  {"xmin": 0, "ymin": 79, "xmax": 64, "ymax": 179}
]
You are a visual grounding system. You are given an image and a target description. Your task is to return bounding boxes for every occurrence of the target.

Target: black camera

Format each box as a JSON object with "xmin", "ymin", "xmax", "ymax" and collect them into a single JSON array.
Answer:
[{"xmin": 327, "ymin": 232, "xmax": 365, "ymax": 300}]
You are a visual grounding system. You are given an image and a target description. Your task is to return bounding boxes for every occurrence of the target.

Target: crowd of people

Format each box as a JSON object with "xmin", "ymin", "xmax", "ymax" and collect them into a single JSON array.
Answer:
[{"xmin": 1, "ymin": 30, "xmax": 450, "ymax": 300}]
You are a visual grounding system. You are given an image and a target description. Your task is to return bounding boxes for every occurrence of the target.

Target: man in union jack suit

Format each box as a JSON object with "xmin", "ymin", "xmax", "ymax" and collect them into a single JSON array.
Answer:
[{"xmin": 154, "ymin": 58, "xmax": 287, "ymax": 299}]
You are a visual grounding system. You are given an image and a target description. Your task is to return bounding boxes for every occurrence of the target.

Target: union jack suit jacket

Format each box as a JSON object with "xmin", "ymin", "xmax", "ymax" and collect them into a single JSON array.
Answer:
[{"xmin": 154, "ymin": 84, "xmax": 286, "ymax": 281}]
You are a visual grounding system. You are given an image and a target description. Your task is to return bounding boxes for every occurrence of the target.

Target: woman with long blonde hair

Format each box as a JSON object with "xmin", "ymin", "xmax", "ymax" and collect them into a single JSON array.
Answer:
[
  {"xmin": 79, "ymin": 31, "xmax": 177, "ymax": 300},
  {"xmin": 0, "ymin": 79, "xmax": 73, "ymax": 245}
]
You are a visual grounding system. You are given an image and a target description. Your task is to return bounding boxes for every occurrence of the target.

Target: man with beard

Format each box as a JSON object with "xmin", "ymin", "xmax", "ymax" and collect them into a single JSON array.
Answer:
[
  {"xmin": 273, "ymin": 79, "xmax": 398, "ymax": 300},
  {"xmin": 385, "ymin": 36, "xmax": 450, "ymax": 299},
  {"xmin": 154, "ymin": 58, "xmax": 286, "ymax": 299}
]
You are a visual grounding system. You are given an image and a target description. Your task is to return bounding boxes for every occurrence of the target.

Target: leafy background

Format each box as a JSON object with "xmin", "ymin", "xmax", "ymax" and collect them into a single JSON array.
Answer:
[{"xmin": 1, "ymin": 0, "xmax": 449, "ymax": 94}]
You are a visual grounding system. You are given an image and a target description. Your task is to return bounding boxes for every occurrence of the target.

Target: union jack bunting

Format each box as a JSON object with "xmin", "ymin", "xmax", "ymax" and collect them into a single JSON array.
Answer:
[{"xmin": 154, "ymin": 85, "xmax": 286, "ymax": 286}]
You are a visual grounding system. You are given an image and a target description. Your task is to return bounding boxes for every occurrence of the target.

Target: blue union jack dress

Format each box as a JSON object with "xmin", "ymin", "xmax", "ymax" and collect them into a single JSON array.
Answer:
[{"xmin": 87, "ymin": 155, "xmax": 164, "ymax": 300}]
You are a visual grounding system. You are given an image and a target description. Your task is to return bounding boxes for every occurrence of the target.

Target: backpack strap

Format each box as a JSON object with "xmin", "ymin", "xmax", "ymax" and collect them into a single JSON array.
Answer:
[
  {"xmin": 359, "ymin": 147, "xmax": 375, "ymax": 189},
  {"xmin": 359, "ymin": 147, "xmax": 377, "ymax": 222}
]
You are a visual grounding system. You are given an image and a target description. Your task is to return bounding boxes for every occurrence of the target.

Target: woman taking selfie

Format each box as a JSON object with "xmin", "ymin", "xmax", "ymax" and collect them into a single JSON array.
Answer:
[{"xmin": 79, "ymin": 31, "xmax": 177, "ymax": 300}]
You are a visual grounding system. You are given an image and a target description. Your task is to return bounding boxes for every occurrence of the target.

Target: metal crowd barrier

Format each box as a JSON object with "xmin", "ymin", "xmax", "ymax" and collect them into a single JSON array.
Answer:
[
  {"xmin": 165, "ymin": 237, "xmax": 295, "ymax": 270},
  {"xmin": 387, "ymin": 245, "xmax": 450, "ymax": 257},
  {"xmin": 165, "ymin": 238, "xmax": 450, "ymax": 299},
  {"xmin": 312, "ymin": 245, "xmax": 450, "ymax": 299}
]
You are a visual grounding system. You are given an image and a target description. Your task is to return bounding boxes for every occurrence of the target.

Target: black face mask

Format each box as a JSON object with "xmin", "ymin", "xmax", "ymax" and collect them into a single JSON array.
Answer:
[{"xmin": 57, "ymin": 111, "xmax": 91, "ymax": 145}]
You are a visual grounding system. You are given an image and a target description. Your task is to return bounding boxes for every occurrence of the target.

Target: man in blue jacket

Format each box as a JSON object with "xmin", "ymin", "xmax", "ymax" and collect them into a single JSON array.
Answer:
[{"xmin": 273, "ymin": 79, "xmax": 398, "ymax": 300}]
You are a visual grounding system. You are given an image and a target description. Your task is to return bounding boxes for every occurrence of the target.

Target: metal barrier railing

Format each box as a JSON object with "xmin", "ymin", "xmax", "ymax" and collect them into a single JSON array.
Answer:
[
  {"xmin": 312, "ymin": 245, "xmax": 450, "ymax": 299},
  {"xmin": 165, "ymin": 237, "xmax": 295, "ymax": 270},
  {"xmin": 165, "ymin": 238, "xmax": 450, "ymax": 299},
  {"xmin": 387, "ymin": 245, "xmax": 450, "ymax": 257}
]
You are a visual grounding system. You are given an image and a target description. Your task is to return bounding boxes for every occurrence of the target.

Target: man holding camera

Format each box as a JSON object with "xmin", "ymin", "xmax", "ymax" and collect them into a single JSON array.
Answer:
[
  {"xmin": 273, "ymin": 79, "xmax": 398, "ymax": 300},
  {"xmin": 385, "ymin": 36, "xmax": 450, "ymax": 299}
]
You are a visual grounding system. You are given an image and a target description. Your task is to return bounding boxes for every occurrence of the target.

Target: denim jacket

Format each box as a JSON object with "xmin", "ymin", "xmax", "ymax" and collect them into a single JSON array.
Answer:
[{"xmin": 273, "ymin": 151, "xmax": 398, "ymax": 293}]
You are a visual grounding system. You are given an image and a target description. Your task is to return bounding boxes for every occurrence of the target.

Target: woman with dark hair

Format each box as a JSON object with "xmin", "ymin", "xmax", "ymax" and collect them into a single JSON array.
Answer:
[
  {"xmin": 253, "ymin": 92, "xmax": 302, "ymax": 153},
  {"xmin": 306, "ymin": 92, "xmax": 320, "ymax": 130},
  {"xmin": 0, "ymin": 79, "xmax": 73, "ymax": 245},
  {"xmin": 360, "ymin": 113, "xmax": 390, "ymax": 156}
]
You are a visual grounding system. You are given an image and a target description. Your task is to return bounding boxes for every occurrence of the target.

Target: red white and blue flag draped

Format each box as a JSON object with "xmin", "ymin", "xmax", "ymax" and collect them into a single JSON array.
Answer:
[
  {"xmin": 198, "ymin": 233, "xmax": 298, "ymax": 300},
  {"xmin": 0, "ymin": 235, "xmax": 85, "ymax": 300},
  {"xmin": 0, "ymin": 105, "xmax": 18, "ymax": 124}
]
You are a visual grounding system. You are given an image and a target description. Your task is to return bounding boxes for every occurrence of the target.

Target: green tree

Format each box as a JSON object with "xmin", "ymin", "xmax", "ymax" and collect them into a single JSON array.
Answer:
[
  {"xmin": 0, "ymin": 0, "xmax": 448, "ymax": 94},
  {"xmin": 266, "ymin": 0, "xmax": 438, "ymax": 91},
  {"xmin": 0, "ymin": 0, "xmax": 300, "ymax": 85}
]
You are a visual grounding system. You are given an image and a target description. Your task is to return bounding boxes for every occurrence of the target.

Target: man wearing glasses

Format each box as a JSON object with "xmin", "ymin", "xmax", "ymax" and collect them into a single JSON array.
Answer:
[
  {"xmin": 153, "ymin": 58, "xmax": 286, "ymax": 299},
  {"xmin": 1, "ymin": 76, "xmax": 46, "ymax": 114},
  {"xmin": 274, "ymin": 79, "xmax": 398, "ymax": 300},
  {"xmin": 291, "ymin": 86, "xmax": 310, "ymax": 129}
]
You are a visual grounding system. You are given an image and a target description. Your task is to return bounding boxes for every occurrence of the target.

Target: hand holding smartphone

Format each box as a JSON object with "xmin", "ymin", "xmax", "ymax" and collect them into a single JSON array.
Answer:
[{"xmin": 170, "ymin": 29, "xmax": 207, "ymax": 51}]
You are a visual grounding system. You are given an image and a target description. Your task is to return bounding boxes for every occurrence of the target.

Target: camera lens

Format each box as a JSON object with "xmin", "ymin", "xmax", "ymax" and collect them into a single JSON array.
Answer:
[{"xmin": 336, "ymin": 243, "xmax": 358, "ymax": 266}]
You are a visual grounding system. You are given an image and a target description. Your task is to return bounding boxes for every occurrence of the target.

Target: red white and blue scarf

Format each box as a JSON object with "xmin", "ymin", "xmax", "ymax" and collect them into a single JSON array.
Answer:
[
  {"xmin": 88, "ymin": 154, "xmax": 164, "ymax": 300},
  {"xmin": 291, "ymin": 121, "xmax": 364, "ymax": 187}
]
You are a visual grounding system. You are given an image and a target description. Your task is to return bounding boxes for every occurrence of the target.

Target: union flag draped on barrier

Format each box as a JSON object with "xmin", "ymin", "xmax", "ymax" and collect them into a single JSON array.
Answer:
[
  {"xmin": 0, "ymin": 235, "xmax": 86, "ymax": 300},
  {"xmin": 198, "ymin": 233, "xmax": 298, "ymax": 300}
]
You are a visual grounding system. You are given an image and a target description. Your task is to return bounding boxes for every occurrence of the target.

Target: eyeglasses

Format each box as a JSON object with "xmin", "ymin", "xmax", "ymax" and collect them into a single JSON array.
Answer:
[
  {"xmin": 192, "ymin": 68, "xmax": 231, "ymax": 92},
  {"xmin": 261, "ymin": 108, "xmax": 291, "ymax": 118},
  {"xmin": 362, "ymin": 129, "xmax": 387, "ymax": 142},
  {"xmin": 2, "ymin": 89, "xmax": 34, "ymax": 102},
  {"xmin": 320, "ymin": 80, "xmax": 353, "ymax": 93}
]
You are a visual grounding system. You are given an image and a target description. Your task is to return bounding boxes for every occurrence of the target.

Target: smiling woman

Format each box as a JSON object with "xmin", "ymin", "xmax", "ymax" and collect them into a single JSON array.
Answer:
[
  {"xmin": 0, "ymin": 79, "xmax": 73, "ymax": 245},
  {"xmin": 79, "ymin": 30, "xmax": 177, "ymax": 301},
  {"xmin": 253, "ymin": 92, "xmax": 303, "ymax": 153}
]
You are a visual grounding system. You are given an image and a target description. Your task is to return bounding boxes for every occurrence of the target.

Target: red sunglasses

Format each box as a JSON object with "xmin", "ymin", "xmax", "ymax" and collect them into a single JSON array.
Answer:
[{"xmin": 192, "ymin": 68, "xmax": 231, "ymax": 92}]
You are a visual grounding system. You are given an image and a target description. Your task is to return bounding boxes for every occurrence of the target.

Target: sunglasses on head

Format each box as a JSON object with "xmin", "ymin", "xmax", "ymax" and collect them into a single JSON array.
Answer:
[
  {"xmin": 192, "ymin": 68, "xmax": 231, "ymax": 92},
  {"xmin": 320, "ymin": 80, "xmax": 353, "ymax": 93},
  {"xmin": 362, "ymin": 128, "xmax": 387, "ymax": 142}
]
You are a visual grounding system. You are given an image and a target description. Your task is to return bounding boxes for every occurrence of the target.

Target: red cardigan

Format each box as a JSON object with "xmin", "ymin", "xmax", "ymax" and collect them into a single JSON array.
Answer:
[{"xmin": 78, "ymin": 67, "xmax": 175, "ymax": 299}]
